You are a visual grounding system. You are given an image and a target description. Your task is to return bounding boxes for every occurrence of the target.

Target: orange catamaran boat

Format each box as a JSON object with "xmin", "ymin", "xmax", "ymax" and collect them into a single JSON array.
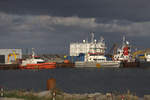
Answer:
[{"xmin": 19, "ymin": 49, "xmax": 56, "ymax": 69}]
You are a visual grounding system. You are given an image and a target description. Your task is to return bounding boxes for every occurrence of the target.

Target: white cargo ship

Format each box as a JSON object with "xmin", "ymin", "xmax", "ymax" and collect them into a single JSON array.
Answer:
[{"xmin": 69, "ymin": 32, "xmax": 121, "ymax": 68}]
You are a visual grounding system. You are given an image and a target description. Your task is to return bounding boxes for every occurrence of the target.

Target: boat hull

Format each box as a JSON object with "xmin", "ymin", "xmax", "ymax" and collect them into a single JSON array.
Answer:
[
  {"xmin": 19, "ymin": 62, "xmax": 56, "ymax": 69},
  {"xmin": 75, "ymin": 61, "xmax": 120, "ymax": 68},
  {"xmin": 120, "ymin": 61, "xmax": 150, "ymax": 68},
  {"xmin": 120, "ymin": 61, "xmax": 140, "ymax": 68},
  {"xmin": 139, "ymin": 61, "xmax": 150, "ymax": 68}
]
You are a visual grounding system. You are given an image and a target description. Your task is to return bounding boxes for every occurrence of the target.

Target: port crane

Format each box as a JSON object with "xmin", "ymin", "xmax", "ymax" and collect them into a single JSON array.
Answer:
[{"xmin": 7, "ymin": 50, "xmax": 19, "ymax": 64}]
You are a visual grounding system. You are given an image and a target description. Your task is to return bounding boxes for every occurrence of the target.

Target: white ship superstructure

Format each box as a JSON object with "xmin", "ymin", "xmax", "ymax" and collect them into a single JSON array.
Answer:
[
  {"xmin": 21, "ymin": 48, "xmax": 44, "ymax": 66},
  {"xmin": 113, "ymin": 36, "xmax": 132, "ymax": 61},
  {"xmin": 85, "ymin": 33, "xmax": 106, "ymax": 62}
]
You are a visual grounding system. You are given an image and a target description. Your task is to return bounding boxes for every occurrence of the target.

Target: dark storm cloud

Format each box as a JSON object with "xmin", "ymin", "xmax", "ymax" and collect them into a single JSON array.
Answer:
[{"xmin": 0, "ymin": 0, "xmax": 150, "ymax": 22}]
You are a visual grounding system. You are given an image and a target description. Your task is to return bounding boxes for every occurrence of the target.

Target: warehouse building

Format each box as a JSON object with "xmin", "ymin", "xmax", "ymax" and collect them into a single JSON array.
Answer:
[{"xmin": 0, "ymin": 49, "xmax": 22, "ymax": 64}]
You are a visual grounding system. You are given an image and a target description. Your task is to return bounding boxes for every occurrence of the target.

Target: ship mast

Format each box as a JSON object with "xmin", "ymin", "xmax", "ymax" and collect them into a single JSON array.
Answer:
[
  {"xmin": 32, "ymin": 48, "xmax": 35, "ymax": 59},
  {"xmin": 91, "ymin": 32, "xmax": 94, "ymax": 43},
  {"xmin": 123, "ymin": 35, "xmax": 126, "ymax": 46}
]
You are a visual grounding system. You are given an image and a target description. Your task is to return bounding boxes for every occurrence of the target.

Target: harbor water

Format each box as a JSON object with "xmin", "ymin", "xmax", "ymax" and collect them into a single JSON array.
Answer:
[{"xmin": 0, "ymin": 68, "xmax": 150, "ymax": 97}]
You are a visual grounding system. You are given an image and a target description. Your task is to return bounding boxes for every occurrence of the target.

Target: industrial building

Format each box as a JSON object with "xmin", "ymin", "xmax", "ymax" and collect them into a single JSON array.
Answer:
[
  {"xmin": 70, "ymin": 41, "xmax": 106, "ymax": 56},
  {"xmin": 70, "ymin": 42, "xmax": 90, "ymax": 56},
  {"xmin": 0, "ymin": 49, "xmax": 22, "ymax": 64}
]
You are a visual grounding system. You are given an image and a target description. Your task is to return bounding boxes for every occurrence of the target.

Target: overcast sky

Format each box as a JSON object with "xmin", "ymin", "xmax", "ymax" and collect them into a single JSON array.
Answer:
[{"xmin": 0, "ymin": 0, "xmax": 150, "ymax": 54}]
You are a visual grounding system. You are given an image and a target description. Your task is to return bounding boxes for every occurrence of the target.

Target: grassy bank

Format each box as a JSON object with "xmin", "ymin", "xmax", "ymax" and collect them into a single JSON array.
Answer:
[
  {"xmin": 4, "ymin": 90, "xmax": 47, "ymax": 100},
  {"xmin": 2, "ymin": 89, "xmax": 140, "ymax": 100}
]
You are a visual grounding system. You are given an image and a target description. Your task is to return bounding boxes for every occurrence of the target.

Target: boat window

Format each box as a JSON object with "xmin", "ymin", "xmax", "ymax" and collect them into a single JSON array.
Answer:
[
  {"xmin": 35, "ymin": 57, "xmax": 41, "ymax": 59},
  {"xmin": 37, "ymin": 61, "xmax": 45, "ymax": 63},
  {"xmin": 93, "ymin": 59, "xmax": 105, "ymax": 61},
  {"xmin": 90, "ymin": 54, "xmax": 97, "ymax": 56}
]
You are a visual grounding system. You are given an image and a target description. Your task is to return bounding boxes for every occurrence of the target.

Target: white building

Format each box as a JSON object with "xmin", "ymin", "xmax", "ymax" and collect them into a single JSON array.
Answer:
[
  {"xmin": 70, "ymin": 42, "xmax": 90, "ymax": 56},
  {"xmin": 70, "ymin": 42, "xmax": 106, "ymax": 56},
  {"xmin": 0, "ymin": 49, "xmax": 22, "ymax": 64}
]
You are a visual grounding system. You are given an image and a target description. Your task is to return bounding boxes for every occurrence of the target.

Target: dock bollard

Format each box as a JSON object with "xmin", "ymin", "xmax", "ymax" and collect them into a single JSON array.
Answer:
[
  {"xmin": 96, "ymin": 63, "xmax": 101, "ymax": 68},
  {"xmin": 47, "ymin": 78, "xmax": 56, "ymax": 100}
]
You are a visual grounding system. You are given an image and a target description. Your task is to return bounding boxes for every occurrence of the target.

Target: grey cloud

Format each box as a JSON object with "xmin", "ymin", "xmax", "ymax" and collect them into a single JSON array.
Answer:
[
  {"xmin": 0, "ymin": 12, "xmax": 150, "ymax": 53},
  {"xmin": 95, "ymin": 21, "xmax": 150, "ymax": 36},
  {"xmin": 0, "ymin": 12, "xmax": 149, "ymax": 39}
]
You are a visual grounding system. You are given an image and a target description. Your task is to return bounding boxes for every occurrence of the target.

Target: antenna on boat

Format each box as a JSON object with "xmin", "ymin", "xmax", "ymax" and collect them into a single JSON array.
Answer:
[
  {"xmin": 123, "ymin": 35, "xmax": 126, "ymax": 45},
  {"xmin": 100, "ymin": 36, "xmax": 104, "ymax": 43},
  {"xmin": 32, "ymin": 48, "xmax": 35, "ymax": 59},
  {"xmin": 91, "ymin": 32, "xmax": 94, "ymax": 43},
  {"xmin": 86, "ymin": 37, "xmax": 88, "ymax": 43}
]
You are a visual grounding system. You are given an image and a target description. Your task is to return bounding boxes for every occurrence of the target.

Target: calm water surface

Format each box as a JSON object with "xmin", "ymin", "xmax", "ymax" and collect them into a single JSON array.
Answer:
[{"xmin": 0, "ymin": 68, "xmax": 150, "ymax": 96}]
